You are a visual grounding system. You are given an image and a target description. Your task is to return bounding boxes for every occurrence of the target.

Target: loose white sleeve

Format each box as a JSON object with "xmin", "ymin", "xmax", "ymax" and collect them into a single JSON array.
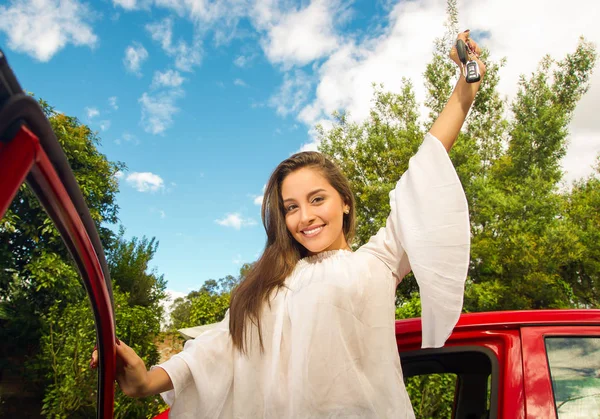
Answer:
[
  {"xmin": 152, "ymin": 314, "xmax": 234, "ymax": 418},
  {"xmin": 359, "ymin": 133, "xmax": 470, "ymax": 348}
]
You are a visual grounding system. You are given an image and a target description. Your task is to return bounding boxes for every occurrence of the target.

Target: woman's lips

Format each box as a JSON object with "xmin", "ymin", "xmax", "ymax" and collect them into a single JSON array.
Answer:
[{"xmin": 301, "ymin": 225, "xmax": 324, "ymax": 238}]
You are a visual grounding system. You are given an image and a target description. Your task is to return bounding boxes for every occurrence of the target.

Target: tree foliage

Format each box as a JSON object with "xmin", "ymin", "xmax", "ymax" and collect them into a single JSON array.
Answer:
[
  {"xmin": 108, "ymin": 227, "xmax": 167, "ymax": 308},
  {"xmin": 36, "ymin": 289, "xmax": 164, "ymax": 419},
  {"xmin": 0, "ymin": 99, "xmax": 166, "ymax": 417},
  {"xmin": 169, "ymin": 264, "xmax": 251, "ymax": 330}
]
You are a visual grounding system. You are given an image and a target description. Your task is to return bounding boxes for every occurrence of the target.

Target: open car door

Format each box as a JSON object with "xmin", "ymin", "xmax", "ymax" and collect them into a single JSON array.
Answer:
[{"xmin": 0, "ymin": 49, "xmax": 117, "ymax": 419}]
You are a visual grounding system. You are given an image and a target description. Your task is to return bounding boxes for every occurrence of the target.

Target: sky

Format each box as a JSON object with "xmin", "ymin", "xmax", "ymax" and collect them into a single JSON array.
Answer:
[{"xmin": 1, "ymin": 0, "xmax": 599, "ymax": 310}]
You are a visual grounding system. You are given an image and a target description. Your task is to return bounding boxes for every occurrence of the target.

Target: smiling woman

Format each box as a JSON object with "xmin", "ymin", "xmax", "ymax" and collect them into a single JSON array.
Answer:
[
  {"xmin": 281, "ymin": 157, "xmax": 353, "ymax": 256},
  {"xmin": 88, "ymin": 30, "xmax": 485, "ymax": 418}
]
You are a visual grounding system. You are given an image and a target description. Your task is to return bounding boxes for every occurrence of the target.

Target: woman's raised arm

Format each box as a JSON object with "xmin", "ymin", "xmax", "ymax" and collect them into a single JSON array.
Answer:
[{"xmin": 430, "ymin": 30, "xmax": 486, "ymax": 152}]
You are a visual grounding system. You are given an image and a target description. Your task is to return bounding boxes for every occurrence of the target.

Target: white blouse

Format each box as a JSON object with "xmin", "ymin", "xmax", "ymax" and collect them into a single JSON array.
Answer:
[{"xmin": 155, "ymin": 133, "xmax": 470, "ymax": 418}]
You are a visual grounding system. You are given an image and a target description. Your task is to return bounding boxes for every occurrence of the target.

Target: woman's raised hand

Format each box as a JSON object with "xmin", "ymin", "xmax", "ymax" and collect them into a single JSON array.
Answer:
[{"xmin": 449, "ymin": 30, "xmax": 486, "ymax": 81}]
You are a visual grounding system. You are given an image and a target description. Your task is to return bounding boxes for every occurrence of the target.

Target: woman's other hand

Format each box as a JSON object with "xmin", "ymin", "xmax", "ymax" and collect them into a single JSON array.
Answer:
[{"xmin": 90, "ymin": 339, "xmax": 151, "ymax": 398}]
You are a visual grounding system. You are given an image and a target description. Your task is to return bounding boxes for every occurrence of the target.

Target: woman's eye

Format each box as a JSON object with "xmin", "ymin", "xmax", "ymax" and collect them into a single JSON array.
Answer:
[
  {"xmin": 286, "ymin": 204, "xmax": 298, "ymax": 212},
  {"xmin": 312, "ymin": 196, "xmax": 324, "ymax": 204}
]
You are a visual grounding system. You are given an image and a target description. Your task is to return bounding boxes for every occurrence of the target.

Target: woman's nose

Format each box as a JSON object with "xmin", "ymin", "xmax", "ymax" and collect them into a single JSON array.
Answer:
[{"xmin": 299, "ymin": 205, "xmax": 315, "ymax": 223}]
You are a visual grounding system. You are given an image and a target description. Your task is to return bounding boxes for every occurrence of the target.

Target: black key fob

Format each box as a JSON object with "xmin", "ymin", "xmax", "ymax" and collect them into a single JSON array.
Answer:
[
  {"xmin": 455, "ymin": 39, "xmax": 481, "ymax": 83},
  {"xmin": 465, "ymin": 60, "xmax": 481, "ymax": 83}
]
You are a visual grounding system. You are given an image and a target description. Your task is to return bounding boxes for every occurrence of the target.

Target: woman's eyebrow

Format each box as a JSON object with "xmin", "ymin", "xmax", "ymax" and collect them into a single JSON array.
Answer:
[{"xmin": 283, "ymin": 188, "xmax": 327, "ymax": 204}]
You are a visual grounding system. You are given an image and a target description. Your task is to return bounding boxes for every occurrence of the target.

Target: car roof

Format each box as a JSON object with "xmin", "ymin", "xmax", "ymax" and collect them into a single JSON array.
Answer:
[{"xmin": 395, "ymin": 309, "xmax": 600, "ymax": 336}]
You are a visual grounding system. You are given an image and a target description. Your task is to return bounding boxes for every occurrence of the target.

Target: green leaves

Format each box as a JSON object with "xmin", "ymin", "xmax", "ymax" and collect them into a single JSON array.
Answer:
[
  {"xmin": 108, "ymin": 227, "xmax": 166, "ymax": 308},
  {"xmin": 168, "ymin": 265, "xmax": 248, "ymax": 330},
  {"xmin": 0, "ymin": 97, "xmax": 166, "ymax": 417},
  {"xmin": 37, "ymin": 288, "xmax": 165, "ymax": 419}
]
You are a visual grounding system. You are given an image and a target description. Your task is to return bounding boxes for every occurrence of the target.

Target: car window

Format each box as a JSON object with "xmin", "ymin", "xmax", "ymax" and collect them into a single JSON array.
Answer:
[
  {"xmin": 405, "ymin": 373, "xmax": 457, "ymax": 418},
  {"xmin": 401, "ymin": 348, "xmax": 497, "ymax": 419},
  {"xmin": 545, "ymin": 337, "xmax": 600, "ymax": 418}
]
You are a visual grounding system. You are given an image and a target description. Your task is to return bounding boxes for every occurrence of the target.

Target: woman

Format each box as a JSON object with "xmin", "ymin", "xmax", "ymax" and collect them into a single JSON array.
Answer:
[{"xmin": 92, "ymin": 30, "xmax": 485, "ymax": 418}]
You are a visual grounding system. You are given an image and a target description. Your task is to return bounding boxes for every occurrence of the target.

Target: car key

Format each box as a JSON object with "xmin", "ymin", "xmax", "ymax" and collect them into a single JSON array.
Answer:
[{"xmin": 456, "ymin": 39, "xmax": 481, "ymax": 83}]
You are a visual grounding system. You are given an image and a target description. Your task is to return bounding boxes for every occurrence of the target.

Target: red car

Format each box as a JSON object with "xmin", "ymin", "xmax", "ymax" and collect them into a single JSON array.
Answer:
[
  {"xmin": 2, "ymin": 49, "xmax": 599, "ymax": 419},
  {"xmin": 396, "ymin": 309, "xmax": 600, "ymax": 418}
]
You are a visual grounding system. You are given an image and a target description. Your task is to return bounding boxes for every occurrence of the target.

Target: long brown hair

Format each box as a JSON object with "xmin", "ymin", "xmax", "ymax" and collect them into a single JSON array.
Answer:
[{"xmin": 229, "ymin": 151, "xmax": 356, "ymax": 353}]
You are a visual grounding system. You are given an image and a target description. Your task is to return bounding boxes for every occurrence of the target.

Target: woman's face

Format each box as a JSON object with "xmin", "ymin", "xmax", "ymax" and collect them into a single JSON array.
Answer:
[{"xmin": 281, "ymin": 167, "xmax": 350, "ymax": 255}]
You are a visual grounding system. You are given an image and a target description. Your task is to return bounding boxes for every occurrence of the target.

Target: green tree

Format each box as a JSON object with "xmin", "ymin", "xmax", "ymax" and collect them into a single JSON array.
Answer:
[
  {"xmin": 561, "ymin": 159, "xmax": 600, "ymax": 307},
  {"xmin": 0, "ymin": 98, "xmax": 167, "ymax": 417},
  {"xmin": 108, "ymin": 227, "xmax": 167, "ymax": 308},
  {"xmin": 169, "ymin": 264, "xmax": 249, "ymax": 330},
  {"xmin": 0, "ymin": 99, "xmax": 124, "ymax": 415},
  {"xmin": 37, "ymin": 289, "xmax": 164, "ymax": 419},
  {"xmin": 466, "ymin": 39, "xmax": 597, "ymax": 311}
]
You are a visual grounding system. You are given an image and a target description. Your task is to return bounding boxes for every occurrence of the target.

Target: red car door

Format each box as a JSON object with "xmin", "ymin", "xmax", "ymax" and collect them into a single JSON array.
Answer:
[
  {"xmin": 521, "ymin": 325, "xmax": 600, "ymax": 418},
  {"xmin": 0, "ymin": 49, "xmax": 117, "ymax": 419}
]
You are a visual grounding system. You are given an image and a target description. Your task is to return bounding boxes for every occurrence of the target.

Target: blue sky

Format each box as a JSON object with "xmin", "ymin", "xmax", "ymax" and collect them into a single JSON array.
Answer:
[{"xmin": 1, "ymin": 0, "xmax": 599, "ymax": 304}]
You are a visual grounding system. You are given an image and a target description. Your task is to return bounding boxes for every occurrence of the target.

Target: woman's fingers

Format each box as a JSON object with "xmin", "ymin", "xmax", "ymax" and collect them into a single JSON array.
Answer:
[
  {"xmin": 449, "ymin": 29, "xmax": 486, "ymax": 79},
  {"xmin": 89, "ymin": 338, "xmax": 123, "ymax": 370},
  {"xmin": 457, "ymin": 29, "xmax": 470, "ymax": 43},
  {"xmin": 90, "ymin": 347, "xmax": 98, "ymax": 369}
]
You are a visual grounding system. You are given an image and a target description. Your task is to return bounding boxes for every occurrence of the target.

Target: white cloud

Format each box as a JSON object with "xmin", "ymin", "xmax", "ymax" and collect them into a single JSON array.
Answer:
[
  {"xmin": 99, "ymin": 120, "xmax": 111, "ymax": 131},
  {"xmin": 113, "ymin": 0, "xmax": 138, "ymax": 10},
  {"xmin": 0, "ymin": 0, "xmax": 97, "ymax": 62},
  {"xmin": 253, "ymin": 184, "xmax": 266, "ymax": 206},
  {"xmin": 152, "ymin": 69, "xmax": 185, "ymax": 88},
  {"xmin": 150, "ymin": 0, "xmax": 343, "ymax": 68},
  {"xmin": 233, "ymin": 54, "xmax": 252, "ymax": 67},
  {"xmin": 269, "ymin": 69, "xmax": 312, "ymax": 116},
  {"xmin": 253, "ymin": 195, "xmax": 264, "ymax": 205},
  {"xmin": 146, "ymin": 18, "xmax": 202, "ymax": 72},
  {"xmin": 292, "ymin": 0, "xmax": 600, "ymax": 169},
  {"xmin": 86, "ymin": 107, "xmax": 99, "ymax": 119},
  {"xmin": 124, "ymin": 42, "xmax": 149, "ymax": 75},
  {"xmin": 139, "ymin": 89, "xmax": 184, "ymax": 134},
  {"xmin": 108, "ymin": 96, "xmax": 118, "ymax": 110},
  {"xmin": 125, "ymin": 172, "xmax": 165, "ymax": 192},
  {"xmin": 259, "ymin": 0, "xmax": 342, "ymax": 67},
  {"xmin": 215, "ymin": 213, "xmax": 257, "ymax": 229},
  {"xmin": 146, "ymin": 18, "xmax": 172, "ymax": 50},
  {"xmin": 233, "ymin": 254, "xmax": 243, "ymax": 265},
  {"xmin": 173, "ymin": 39, "xmax": 203, "ymax": 71},
  {"xmin": 114, "ymin": 170, "xmax": 124, "ymax": 179},
  {"xmin": 234, "ymin": 78, "xmax": 248, "ymax": 87},
  {"xmin": 298, "ymin": 1, "xmax": 446, "ymax": 128},
  {"xmin": 115, "ymin": 132, "xmax": 138, "ymax": 145}
]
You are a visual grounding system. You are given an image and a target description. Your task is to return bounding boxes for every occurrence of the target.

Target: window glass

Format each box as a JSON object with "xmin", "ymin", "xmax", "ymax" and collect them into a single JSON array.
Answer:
[
  {"xmin": 546, "ymin": 337, "xmax": 600, "ymax": 418},
  {"xmin": 401, "ymin": 349, "xmax": 495, "ymax": 419},
  {"xmin": 405, "ymin": 373, "xmax": 457, "ymax": 418}
]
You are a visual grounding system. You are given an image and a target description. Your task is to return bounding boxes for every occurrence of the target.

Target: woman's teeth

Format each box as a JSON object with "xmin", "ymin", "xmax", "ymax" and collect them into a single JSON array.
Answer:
[{"xmin": 302, "ymin": 226, "xmax": 323, "ymax": 236}]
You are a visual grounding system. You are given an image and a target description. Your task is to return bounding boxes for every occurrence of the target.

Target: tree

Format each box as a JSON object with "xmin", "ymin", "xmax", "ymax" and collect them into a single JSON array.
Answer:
[
  {"xmin": 169, "ymin": 264, "xmax": 250, "ymax": 330},
  {"xmin": 465, "ymin": 39, "xmax": 597, "ymax": 311},
  {"xmin": 0, "ymin": 98, "xmax": 167, "ymax": 417},
  {"xmin": 37, "ymin": 289, "xmax": 165, "ymax": 419},
  {"xmin": 108, "ymin": 227, "xmax": 167, "ymax": 308},
  {"xmin": 561, "ymin": 159, "xmax": 600, "ymax": 307},
  {"xmin": 0, "ymin": 99, "xmax": 124, "ymax": 415}
]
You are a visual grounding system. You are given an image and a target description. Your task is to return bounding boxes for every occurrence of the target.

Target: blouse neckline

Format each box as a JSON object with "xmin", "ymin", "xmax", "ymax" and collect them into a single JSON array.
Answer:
[{"xmin": 296, "ymin": 249, "xmax": 353, "ymax": 267}]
